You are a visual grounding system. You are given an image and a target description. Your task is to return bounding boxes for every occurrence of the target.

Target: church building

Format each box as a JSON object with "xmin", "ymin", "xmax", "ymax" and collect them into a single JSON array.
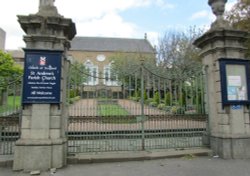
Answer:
[{"xmin": 68, "ymin": 36, "xmax": 156, "ymax": 98}]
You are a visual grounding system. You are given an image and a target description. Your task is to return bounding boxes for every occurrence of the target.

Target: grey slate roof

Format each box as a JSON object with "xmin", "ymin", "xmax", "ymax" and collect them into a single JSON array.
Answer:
[{"xmin": 70, "ymin": 36, "xmax": 155, "ymax": 53}]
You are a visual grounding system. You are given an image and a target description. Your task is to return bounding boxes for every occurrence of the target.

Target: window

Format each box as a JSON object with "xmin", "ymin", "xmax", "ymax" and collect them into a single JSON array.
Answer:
[
  {"xmin": 103, "ymin": 63, "xmax": 119, "ymax": 86},
  {"xmin": 84, "ymin": 60, "xmax": 98, "ymax": 85}
]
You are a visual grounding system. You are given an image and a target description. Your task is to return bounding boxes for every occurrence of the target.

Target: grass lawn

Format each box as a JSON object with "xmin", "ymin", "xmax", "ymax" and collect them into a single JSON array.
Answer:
[
  {"xmin": 98, "ymin": 104, "xmax": 137, "ymax": 123},
  {"xmin": 98, "ymin": 104, "xmax": 129, "ymax": 116},
  {"xmin": 0, "ymin": 96, "xmax": 21, "ymax": 114}
]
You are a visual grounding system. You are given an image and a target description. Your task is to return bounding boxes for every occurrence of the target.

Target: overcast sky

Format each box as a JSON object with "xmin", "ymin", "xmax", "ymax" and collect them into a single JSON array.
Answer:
[{"xmin": 0, "ymin": 0, "xmax": 236, "ymax": 50}]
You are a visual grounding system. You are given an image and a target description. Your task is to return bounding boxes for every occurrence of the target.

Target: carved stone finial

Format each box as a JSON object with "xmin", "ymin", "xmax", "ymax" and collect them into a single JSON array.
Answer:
[
  {"xmin": 40, "ymin": 0, "xmax": 55, "ymax": 7},
  {"xmin": 38, "ymin": 0, "xmax": 60, "ymax": 17},
  {"xmin": 208, "ymin": 0, "xmax": 230, "ymax": 29}
]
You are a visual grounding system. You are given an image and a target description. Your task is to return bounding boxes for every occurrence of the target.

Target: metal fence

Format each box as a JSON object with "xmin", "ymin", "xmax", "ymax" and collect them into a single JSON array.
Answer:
[
  {"xmin": 67, "ymin": 62, "xmax": 208, "ymax": 154},
  {"xmin": 0, "ymin": 62, "xmax": 208, "ymax": 155},
  {"xmin": 0, "ymin": 76, "xmax": 22, "ymax": 117},
  {"xmin": 0, "ymin": 116, "xmax": 19, "ymax": 155},
  {"xmin": 67, "ymin": 114, "xmax": 206, "ymax": 154},
  {"xmin": 0, "ymin": 76, "xmax": 22, "ymax": 155}
]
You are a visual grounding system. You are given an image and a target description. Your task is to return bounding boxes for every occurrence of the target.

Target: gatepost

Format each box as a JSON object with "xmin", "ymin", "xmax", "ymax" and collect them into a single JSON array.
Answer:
[
  {"xmin": 194, "ymin": 0, "xmax": 250, "ymax": 158},
  {"xmin": 13, "ymin": 0, "xmax": 76, "ymax": 171}
]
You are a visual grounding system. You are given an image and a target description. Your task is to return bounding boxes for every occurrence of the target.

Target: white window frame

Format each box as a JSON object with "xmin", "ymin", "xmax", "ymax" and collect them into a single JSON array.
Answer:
[
  {"xmin": 103, "ymin": 63, "xmax": 119, "ymax": 86},
  {"xmin": 84, "ymin": 60, "xmax": 99, "ymax": 85}
]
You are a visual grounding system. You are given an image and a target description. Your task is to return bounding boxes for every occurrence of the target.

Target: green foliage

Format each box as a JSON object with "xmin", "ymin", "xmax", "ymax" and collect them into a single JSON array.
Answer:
[
  {"xmin": 149, "ymin": 101, "xmax": 158, "ymax": 107},
  {"xmin": 69, "ymin": 89, "xmax": 80, "ymax": 98},
  {"xmin": 145, "ymin": 98, "xmax": 153, "ymax": 105},
  {"xmin": 164, "ymin": 92, "xmax": 171, "ymax": 106},
  {"xmin": 132, "ymin": 90, "xmax": 141, "ymax": 101},
  {"xmin": 153, "ymin": 92, "xmax": 160, "ymax": 104},
  {"xmin": 110, "ymin": 52, "xmax": 156, "ymax": 78},
  {"xmin": 164, "ymin": 106, "xmax": 172, "ymax": 113},
  {"xmin": 0, "ymin": 51, "xmax": 23, "ymax": 89},
  {"xmin": 226, "ymin": 0, "xmax": 250, "ymax": 30},
  {"xmin": 193, "ymin": 93, "xmax": 203, "ymax": 114},
  {"xmin": 144, "ymin": 90, "xmax": 148, "ymax": 100},
  {"xmin": 178, "ymin": 93, "xmax": 186, "ymax": 106},
  {"xmin": 225, "ymin": 0, "xmax": 250, "ymax": 57},
  {"xmin": 0, "ymin": 96, "xmax": 21, "ymax": 114},
  {"xmin": 157, "ymin": 27, "xmax": 203, "ymax": 80},
  {"xmin": 69, "ymin": 61, "xmax": 87, "ymax": 87},
  {"xmin": 171, "ymin": 106, "xmax": 185, "ymax": 114},
  {"xmin": 98, "ymin": 104, "xmax": 129, "ymax": 116},
  {"xmin": 69, "ymin": 96, "xmax": 81, "ymax": 104},
  {"xmin": 157, "ymin": 103, "xmax": 166, "ymax": 110},
  {"xmin": 129, "ymin": 96, "xmax": 140, "ymax": 102}
]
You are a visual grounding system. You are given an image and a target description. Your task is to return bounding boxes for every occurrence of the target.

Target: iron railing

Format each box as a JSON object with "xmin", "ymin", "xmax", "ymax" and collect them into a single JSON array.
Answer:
[
  {"xmin": 0, "ymin": 76, "xmax": 22, "ymax": 155},
  {"xmin": 0, "ymin": 62, "xmax": 208, "ymax": 155},
  {"xmin": 0, "ymin": 116, "xmax": 19, "ymax": 155},
  {"xmin": 67, "ymin": 114, "xmax": 207, "ymax": 154},
  {"xmin": 0, "ymin": 76, "xmax": 22, "ymax": 117},
  {"xmin": 66, "ymin": 61, "xmax": 208, "ymax": 154}
]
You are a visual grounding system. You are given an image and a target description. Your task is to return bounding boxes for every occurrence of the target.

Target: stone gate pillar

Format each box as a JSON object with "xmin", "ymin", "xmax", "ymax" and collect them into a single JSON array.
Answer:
[
  {"xmin": 13, "ymin": 1, "xmax": 76, "ymax": 171},
  {"xmin": 194, "ymin": 0, "xmax": 250, "ymax": 158}
]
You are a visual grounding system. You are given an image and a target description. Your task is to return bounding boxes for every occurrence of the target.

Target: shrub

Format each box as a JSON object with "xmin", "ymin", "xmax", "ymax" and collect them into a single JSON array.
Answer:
[
  {"xmin": 130, "ymin": 96, "xmax": 140, "ymax": 102},
  {"xmin": 153, "ymin": 92, "xmax": 160, "ymax": 104},
  {"xmin": 149, "ymin": 101, "xmax": 158, "ymax": 107},
  {"xmin": 164, "ymin": 92, "xmax": 171, "ymax": 106},
  {"xmin": 145, "ymin": 98, "xmax": 153, "ymax": 105},
  {"xmin": 144, "ymin": 90, "xmax": 148, "ymax": 101},
  {"xmin": 177, "ymin": 107, "xmax": 185, "ymax": 114},
  {"xmin": 69, "ymin": 96, "xmax": 81, "ymax": 104},
  {"xmin": 171, "ymin": 106, "xmax": 185, "ymax": 114},
  {"xmin": 69, "ymin": 89, "xmax": 80, "ymax": 98},
  {"xmin": 178, "ymin": 93, "xmax": 186, "ymax": 106},
  {"xmin": 157, "ymin": 103, "xmax": 166, "ymax": 110},
  {"xmin": 164, "ymin": 106, "xmax": 172, "ymax": 112}
]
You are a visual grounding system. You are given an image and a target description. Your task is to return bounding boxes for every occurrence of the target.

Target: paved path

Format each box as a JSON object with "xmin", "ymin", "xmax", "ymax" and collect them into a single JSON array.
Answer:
[
  {"xmin": 1, "ymin": 156, "xmax": 250, "ymax": 176},
  {"xmin": 69, "ymin": 99, "xmax": 97, "ymax": 116}
]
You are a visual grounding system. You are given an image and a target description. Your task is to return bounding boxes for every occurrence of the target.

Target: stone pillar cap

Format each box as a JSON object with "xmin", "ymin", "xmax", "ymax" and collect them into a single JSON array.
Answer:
[
  {"xmin": 208, "ymin": 0, "xmax": 227, "ymax": 5},
  {"xmin": 37, "ymin": 0, "xmax": 61, "ymax": 17}
]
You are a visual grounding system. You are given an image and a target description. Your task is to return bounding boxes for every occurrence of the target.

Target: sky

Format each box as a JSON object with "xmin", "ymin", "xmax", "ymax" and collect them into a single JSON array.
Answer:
[{"xmin": 0, "ymin": 0, "xmax": 237, "ymax": 50}]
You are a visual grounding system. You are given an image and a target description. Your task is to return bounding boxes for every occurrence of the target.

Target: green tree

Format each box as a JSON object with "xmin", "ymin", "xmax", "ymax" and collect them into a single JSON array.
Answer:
[
  {"xmin": 157, "ymin": 27, "xmax": 204, "ymax": 80},
  {"xmin": 68, "ymin": 61, "xmax": 87, "ymax": 97},
  {"xmin": 110, "ymin": 52, "xmax": 156, "ymax": 98},
  {"xmin": 225, "ymin": 0, "xmax": 250, "ymax": 57},
  {"xmin": 226, "ymin": 0, "xmax": 250, "ymax": 30},
  {"xmin": 164, "ymin": 92, "xmax": 171, "ymax": 106},
  {"xmin": 110, "ymin": 52, "xmax": 155, "ymax": 78},
  {"xmin": 153, "ymin": 92, "xmax": 160, "ymax": 104},
  {"xmin": 0, "ymin": 51, "xmax": 23, "ymax": 105}
]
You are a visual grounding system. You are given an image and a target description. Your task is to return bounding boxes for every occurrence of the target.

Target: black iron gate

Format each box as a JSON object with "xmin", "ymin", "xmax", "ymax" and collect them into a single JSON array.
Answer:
[{"xmin": 67, "ymin": 61, "xmax": 208, "ymax": 154}]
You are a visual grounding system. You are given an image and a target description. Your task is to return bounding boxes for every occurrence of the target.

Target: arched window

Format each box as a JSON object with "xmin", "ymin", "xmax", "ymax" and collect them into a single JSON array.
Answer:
[
  {"xmin": 103, "ymin": 62, "xmax": 119, "ymax": 86},
  {"xmin": 84, "ymin": 60, "xmax": 98, "ymax": 85}
]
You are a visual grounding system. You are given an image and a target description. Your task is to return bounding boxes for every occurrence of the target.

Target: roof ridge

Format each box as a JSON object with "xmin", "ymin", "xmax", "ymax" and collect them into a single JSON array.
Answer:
[
  {"xmin": 74, "ymin": 36, "xmax": 145, "ymax": 41},
  {"xmin": 70, "ymin": 36, "xmax": 155, "ymax": 53}
]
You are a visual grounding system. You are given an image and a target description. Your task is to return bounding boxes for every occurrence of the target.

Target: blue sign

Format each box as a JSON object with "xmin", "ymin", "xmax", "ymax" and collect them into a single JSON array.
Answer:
[
  {"xmin": 231, "ymin": 105, "xmax": 242, "ymax": 110},
  {"xmin": 22, "ymin": 50, "xmax": 62, "ymax": 104}
]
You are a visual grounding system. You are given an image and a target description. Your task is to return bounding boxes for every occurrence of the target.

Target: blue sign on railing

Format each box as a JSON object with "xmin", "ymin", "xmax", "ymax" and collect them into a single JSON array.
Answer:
[{"xmin": 22, "ymin": 50, "xmax": 62, "ymax": 104}]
